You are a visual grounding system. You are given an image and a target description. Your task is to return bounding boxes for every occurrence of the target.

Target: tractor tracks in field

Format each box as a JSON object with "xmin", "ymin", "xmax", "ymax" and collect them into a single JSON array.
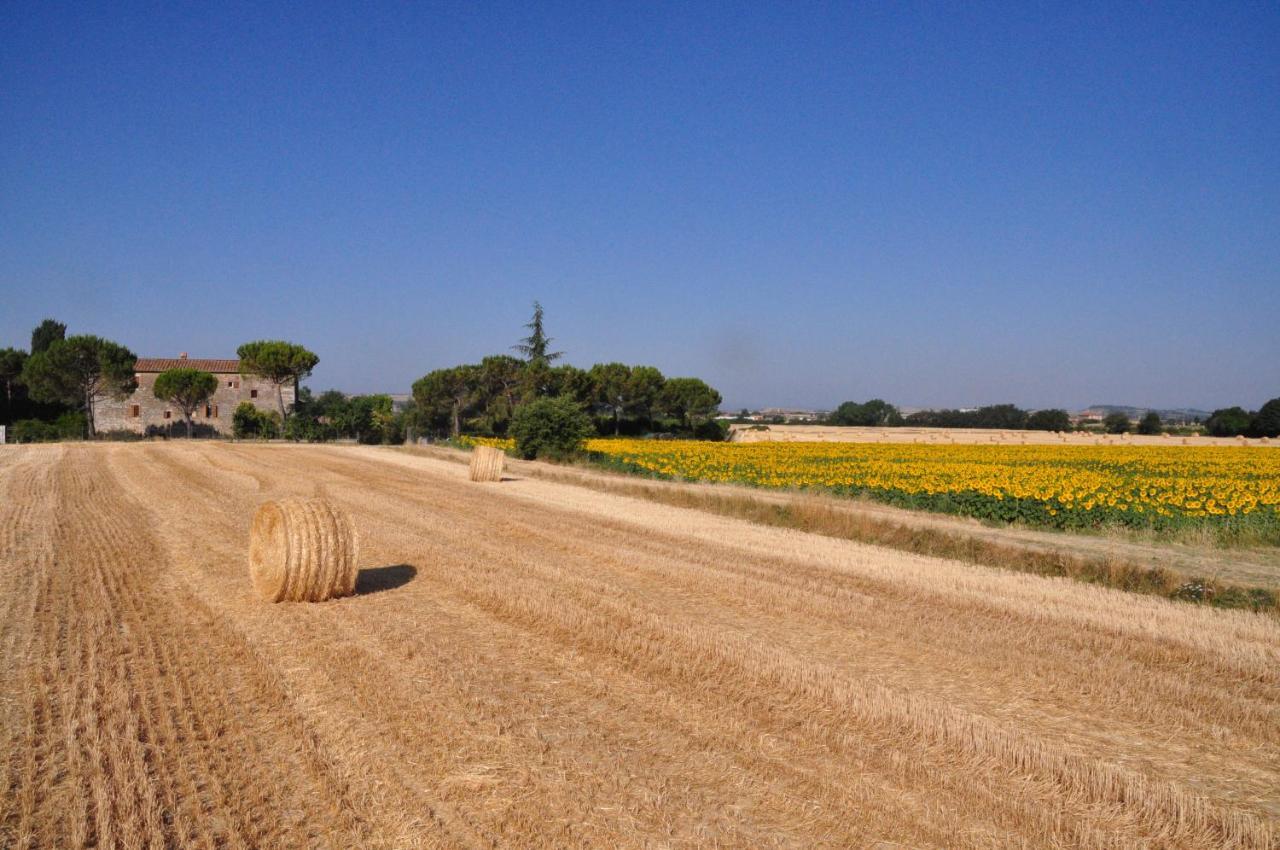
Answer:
[{"xmin": 4, "ymin": 443, "xmax": 1279, "ymax": 849}]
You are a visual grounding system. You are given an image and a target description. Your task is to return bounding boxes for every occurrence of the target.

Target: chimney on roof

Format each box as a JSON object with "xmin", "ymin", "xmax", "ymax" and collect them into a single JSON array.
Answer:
[{"xmin": 179, "ymin": 352, "xmax": 188, "ymax": 359}]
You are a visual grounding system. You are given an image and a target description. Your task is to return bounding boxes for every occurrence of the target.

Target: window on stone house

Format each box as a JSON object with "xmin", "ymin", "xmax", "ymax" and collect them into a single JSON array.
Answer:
[
  {"xmin": 130, "ymin": 404, "xmax": 140, "ymax": 417},
  {"xmin": 205, "ymin": 405, "xmax": 212, "ymax": 417},
  {"xmin": 250, "ymin": 389, "xmax": 258, "ymax": 398},
  {"xmin": 163, "ymin": 410, "xmax": 171, "ymax": 419}
]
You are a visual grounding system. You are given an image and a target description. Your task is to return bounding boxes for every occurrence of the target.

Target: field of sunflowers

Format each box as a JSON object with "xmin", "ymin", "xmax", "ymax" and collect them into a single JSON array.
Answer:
[
  {"xmin": 577, "ymin": 439, "xmax": 1280, "ymax": 536},
  {"xmin": 455, "ymin": 435, "xmax": 1280, "ymax": 536}
]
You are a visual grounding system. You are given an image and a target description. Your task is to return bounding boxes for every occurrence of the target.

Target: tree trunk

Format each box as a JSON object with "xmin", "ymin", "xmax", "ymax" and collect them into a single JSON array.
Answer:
[
  {"xmin": 614, "ymin": 407, "xmax": 620, "ymax": 435},
  {"xmin": 184, "ymin": 413, "xmax": 194, "ymax": 439},
  {"xmin": 276, "ymin": 382, "xmax": 286, "ymax": 421},
  {"xmin": 451, "ymin": 402, "xmax": 461, "ymax": 437},
  {"xmin": 85, "ymin": 387, "xmax": 95, "ymax": 439}
]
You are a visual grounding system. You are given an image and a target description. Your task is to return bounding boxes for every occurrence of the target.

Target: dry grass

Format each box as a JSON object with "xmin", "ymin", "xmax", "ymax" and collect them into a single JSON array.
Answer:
[
  {"xmin": 2, "ymin": 442, "xmax": 1278, "ymax": 848},
  {"xmin": 249, "ymin": 497, "xmax": 358, "ymax": 602},
  {"xmin": 467, "ymin": 444, "xmax": 505, "ymax": 482}
]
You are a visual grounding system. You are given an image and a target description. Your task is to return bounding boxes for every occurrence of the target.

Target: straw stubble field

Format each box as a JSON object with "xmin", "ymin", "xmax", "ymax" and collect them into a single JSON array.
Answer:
[{"xmin": 1, "ymin": 442, "xmax": 1278, "ymax": 849}]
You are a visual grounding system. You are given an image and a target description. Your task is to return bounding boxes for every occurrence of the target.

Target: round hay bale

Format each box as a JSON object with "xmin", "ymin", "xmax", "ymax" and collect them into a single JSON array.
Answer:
[
  {"xmin": 469, "ymin": 444, "xmax": 506, "ymax": 482},
  {"xmin": 249, "ymin": 498, "xmax": 358, "ymax": 603}
]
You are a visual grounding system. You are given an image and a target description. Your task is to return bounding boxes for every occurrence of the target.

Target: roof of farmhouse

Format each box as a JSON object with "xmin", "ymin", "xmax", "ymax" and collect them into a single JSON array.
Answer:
[{"xmin": 134, "ymin": 355, "xmax": 241, "ymax": 373}]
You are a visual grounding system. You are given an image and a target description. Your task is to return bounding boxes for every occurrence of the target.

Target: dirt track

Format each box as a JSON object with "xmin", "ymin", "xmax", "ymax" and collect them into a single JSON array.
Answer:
[
  {"xmin": 425, "ymin": 445, "xmax": 1280, "ymax": 590},
  {"xmin": 2, "ymin": 443, "xmax": 1278, "ymax": 849}
]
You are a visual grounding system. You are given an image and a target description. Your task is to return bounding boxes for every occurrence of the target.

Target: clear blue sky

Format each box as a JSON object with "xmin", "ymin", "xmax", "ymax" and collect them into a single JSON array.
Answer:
[{"xmin": 2, "ymin": 2, "xmax": 1277, "ymax": 411}]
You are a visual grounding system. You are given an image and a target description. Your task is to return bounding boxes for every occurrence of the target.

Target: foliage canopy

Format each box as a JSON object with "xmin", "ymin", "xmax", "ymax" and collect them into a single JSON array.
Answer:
[
  {"xmin": 510, "ymin": 395, "xmax": 595, "ymax": 460},
  {"xmin": 30, "ymin": 319, "xmax": 66, "ymax": 355},
  {"xmin": 153, "ymin": 368, "xmax": 219, "ymax": 438},
  {"xmin": 511, "ymin": 301, "xmax": 563, "ymax": 368},
  {"xmin": 21, "ymin": 335, "xmax": 137, "ymax": 437},
  {"xmin": 237, "ymin": 340, "xmax": 318, "ymax": 420}
]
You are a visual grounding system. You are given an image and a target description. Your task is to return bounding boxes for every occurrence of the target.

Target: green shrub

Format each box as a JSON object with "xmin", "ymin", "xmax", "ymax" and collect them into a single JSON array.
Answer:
[
  {"xmin": 1210, "ymin": 584, "xmax": 1277, "ymax": 611},
  {"xmin": 510, "ymin": 396, "xmax": 594, "ymax": 460},
  {"xmin": 54, "ymin": 411, "xmax": 87, "ymax": 440},
  {"xmin": 1136, "ymin": 412, "xmax": 1162, "ymax": 435},
  {"xmin": 96, "ymin": 429, "xmax": 146, "ymax": 442},
  {"xmin": 233, "ymin": 402, "xmax": 281, "ymax": 439},
  {"xmin": 8, "ymin": 412, "xmax": 85, "ymax": 442},
  {"xmin": 283, "ymin": 414, "xmax": 325, "ymax": 442},
  {"xmin": 11, "ymin": 419, "xmax": 57, "ymax": 442},
  {"xmin": 1102, "ymin": 412, "xmax": 1131, "ymax": 434},
  {"xmin": 1254, "ymin": 398, "xmax": 1280, "ymax": 438},
  {"xmin": 1205, "ymin": 406, "xmax": 1251, "ymax": 437},
  {"xmin": 1027, "ymin": 409, "xmax": 1071, "ymax": 431},
  {"xmin": 693, "ymin": 418, "xmax": 729, "ymax": 441}
]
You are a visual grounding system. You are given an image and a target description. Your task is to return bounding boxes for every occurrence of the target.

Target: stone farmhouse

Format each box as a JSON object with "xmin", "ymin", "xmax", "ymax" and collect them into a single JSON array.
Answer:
[{"xmin": 96, "ymin": 354, "xmax": 293, "ymax": 436}]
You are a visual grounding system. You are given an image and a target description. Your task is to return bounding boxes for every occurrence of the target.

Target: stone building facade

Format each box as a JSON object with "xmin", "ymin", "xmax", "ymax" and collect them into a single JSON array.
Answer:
[{"xmin": 96, "ymin": 354, "xmax": 294, "ymax": 436}]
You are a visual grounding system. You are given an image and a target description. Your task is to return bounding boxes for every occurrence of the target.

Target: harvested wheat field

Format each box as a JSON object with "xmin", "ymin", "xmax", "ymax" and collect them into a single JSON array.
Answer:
[{"xmin": 2, "ymin": 443, "xmax": 1279, "ymax": 849}]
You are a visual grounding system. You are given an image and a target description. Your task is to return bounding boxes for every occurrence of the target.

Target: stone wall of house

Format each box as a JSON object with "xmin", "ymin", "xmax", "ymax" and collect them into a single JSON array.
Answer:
[{"xmin": 96, "ymin": 372, "xmax": 295, "ymax": 435}]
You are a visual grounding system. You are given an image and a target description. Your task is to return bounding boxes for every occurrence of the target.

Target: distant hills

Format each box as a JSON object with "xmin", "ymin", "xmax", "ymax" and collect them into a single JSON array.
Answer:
[{"xmin": 1083, "ymin": 405, "xmax": 1210, "ymax": 423}]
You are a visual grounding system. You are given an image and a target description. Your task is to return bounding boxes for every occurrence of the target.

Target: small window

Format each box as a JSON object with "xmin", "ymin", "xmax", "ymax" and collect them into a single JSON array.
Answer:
[
  {"xmin": 227, "ymin": 380, "xmax": 234, "ymax": 387},
  {"xmin": 250, "ymin": 389, "xmax": 258, "ymax": 398},
  {"xmin": 205, "ymin": 405, "xmax": 212, "ymax": 417},
  {"xmin": 212, "ymin": 405, "xmax": 219, "ymax": 418},
  {"xmin": 129, "ymin": 404, "xmax": 140, "ymax": 417},
  {"xmin": 163, "ymin": 410, "xmax": 171, "ymax": 419}
]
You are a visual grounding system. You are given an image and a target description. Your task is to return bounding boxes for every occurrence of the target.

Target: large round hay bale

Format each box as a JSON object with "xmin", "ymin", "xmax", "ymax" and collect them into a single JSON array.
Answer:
[
  {"xmin": 249, "ymin": 498, "xmax": 358, "ymax": 602},
  {"xmin": 469, "ymin": 444, "xmax": 506, "ymax": 482}
]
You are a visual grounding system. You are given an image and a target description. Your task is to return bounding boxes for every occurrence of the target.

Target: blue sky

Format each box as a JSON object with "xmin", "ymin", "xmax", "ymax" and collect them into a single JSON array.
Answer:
[{"xmin": 2, "ymin": 2, "xmax": 1277, "ymax": 410}]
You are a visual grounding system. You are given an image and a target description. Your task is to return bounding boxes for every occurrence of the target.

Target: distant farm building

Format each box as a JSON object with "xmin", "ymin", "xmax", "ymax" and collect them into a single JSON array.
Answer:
[
  {"xmin": 96, "ymin": 354, "xmax": 293, "ymax": 436},
  {"xmin": 758, "ymin": 407, "xmax": 826, "ymax": 423}
]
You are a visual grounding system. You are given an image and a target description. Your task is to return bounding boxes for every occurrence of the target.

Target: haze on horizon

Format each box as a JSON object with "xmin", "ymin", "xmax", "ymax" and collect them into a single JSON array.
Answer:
[{"xmin": 2, "ymin": 2, "xmax": 1277, "ymax": 413}]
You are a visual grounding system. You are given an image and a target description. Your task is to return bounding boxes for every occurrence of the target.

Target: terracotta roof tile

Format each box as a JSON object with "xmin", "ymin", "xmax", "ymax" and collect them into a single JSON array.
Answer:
[{"xmin": 134, "ymin": 358, "xmax": 241, "ymax": 373}]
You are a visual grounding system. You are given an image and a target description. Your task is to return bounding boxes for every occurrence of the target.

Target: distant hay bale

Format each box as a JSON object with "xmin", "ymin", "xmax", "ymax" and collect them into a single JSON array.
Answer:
[
  {"xmin": 469, "ymin": 444, "xmax": 506, "ymax": 482},
  {"xmin": 249, "ymin": 498, "xmax": 358, "ymax": 603}
]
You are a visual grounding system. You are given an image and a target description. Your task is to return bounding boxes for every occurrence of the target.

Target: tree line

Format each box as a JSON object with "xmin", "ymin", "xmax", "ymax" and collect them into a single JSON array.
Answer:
[
  {"xmin": 1202, "ymin": 402, "xmax": 1280, "ymax": 439},
  {"xmin": 1, "ymin": 305, "xmax": 728, "ymax": 449},
  {"xmin": 1, "ymin": 319, "xmax": 135, "ymax": 439},
  {"xmin": 827, "ymin": 397, "xmax": 1280, "ymax": 438},
  {"xmin": 827, "ymin": 399, "xmax": 1075, "ymax": 431},
  {"xmin": 411, "ymin": 302, "xmax": 724, "ymax": 441},
  {"xmin": 0, "ymin": 319, "xmax": 330, "ymax": 440}
]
